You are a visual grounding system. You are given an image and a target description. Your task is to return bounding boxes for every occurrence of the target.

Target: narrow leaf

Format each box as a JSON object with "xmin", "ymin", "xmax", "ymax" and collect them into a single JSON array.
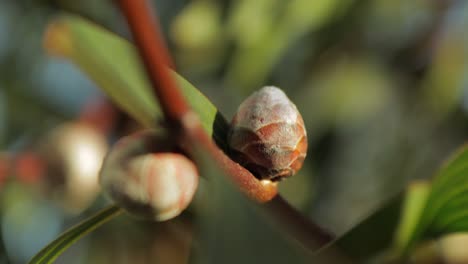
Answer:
[
  {"xmin": 29, "ymin": 205, "xmax": 122, "ymax": 264},
  {"xmin": 327, "ymin": 194, "xmax": 403, "ymax": 260},
  {"xmin": 33, "ymin": 13, "xmax": 231, "ymax": 264},
  {"xmin": 44, "ymin": 14, "xmax": 229, "ymax": 146},
  {"xmin": 405, "ymin": 145, "xmax": 468, "ymax": 250},
  {"xmin": 326, "ymin": 144, "xmax": 468, "ymax": 260},
  {"xmin": 393, "ymin": 181, "xmax": 430, "ymax": 254}
]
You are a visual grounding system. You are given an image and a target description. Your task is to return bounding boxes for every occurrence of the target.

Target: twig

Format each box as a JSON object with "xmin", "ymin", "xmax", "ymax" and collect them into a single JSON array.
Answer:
[
  {"xmin": 117, "ymin": 0, "xmax": 184, "ymax": 126},
  {"xmin": 115, "ymin": 0, "xmax": 349, "ymax": 258},
  {"xmin": 116, "ymin": 0, "xmax": 276, "ymax": 203}
]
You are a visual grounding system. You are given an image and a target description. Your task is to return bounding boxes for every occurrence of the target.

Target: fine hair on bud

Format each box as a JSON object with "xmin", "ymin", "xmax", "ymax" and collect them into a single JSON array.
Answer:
[
  {"xmin": 229, "ymin": 86, "xmax": 307, "ymax": 182},
  {"xmin": 100, "ymin": 130, "xmax": 199, "ymax": 221}
]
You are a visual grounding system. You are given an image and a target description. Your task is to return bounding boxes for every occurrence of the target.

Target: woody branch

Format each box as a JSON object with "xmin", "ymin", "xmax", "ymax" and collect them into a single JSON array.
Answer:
[{"xmin": 116, "ymin": 0, "xmax": 348, "ymax": 259}]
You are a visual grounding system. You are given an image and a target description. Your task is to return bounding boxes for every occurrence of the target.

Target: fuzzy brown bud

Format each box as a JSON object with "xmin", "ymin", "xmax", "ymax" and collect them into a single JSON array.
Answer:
[{"xmin": 229, "ymin": 86, "xmax": 307, "ymax": 181}]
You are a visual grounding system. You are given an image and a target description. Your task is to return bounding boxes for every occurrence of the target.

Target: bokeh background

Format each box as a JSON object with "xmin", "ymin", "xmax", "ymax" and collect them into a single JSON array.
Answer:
[{"xmin": 0, "ymin": 0, "xmax": 468, "ymax": 263}]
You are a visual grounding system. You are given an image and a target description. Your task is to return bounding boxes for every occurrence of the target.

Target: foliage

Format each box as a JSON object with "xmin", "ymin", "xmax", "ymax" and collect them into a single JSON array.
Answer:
[
  {"xmin": 0, "ymin": 0, "xmax": 467, "ymax": 263},
  {"xmin": 30, "ymin": 14, "xmax": 468, "ymax": 263}
]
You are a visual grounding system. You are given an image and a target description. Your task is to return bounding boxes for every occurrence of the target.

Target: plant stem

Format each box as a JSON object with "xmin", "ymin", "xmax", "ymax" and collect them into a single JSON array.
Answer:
[
  {"xmin": 116, "ymin": 0, "xmax": 277, "ymax": 203},
  {"xmin": 117, "ymin": 0, "xmax": 187, "ymax": 127},
  {"xmin": 115, "ymin": 0, "xmax": 349, "ymax": 259}
]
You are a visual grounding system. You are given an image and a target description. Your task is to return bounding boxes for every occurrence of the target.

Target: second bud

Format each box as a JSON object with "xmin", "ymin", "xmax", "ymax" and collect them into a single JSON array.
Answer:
[{"xmin": 99, "ymin": 131, "xmax": 199, "ymax": 221}]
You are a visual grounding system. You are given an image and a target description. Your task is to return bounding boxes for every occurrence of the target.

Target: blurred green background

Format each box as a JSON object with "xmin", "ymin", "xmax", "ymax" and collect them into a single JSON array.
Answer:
[{"xmin": 0, "ymin": 0, "xmax": 468, "ymax": 263}]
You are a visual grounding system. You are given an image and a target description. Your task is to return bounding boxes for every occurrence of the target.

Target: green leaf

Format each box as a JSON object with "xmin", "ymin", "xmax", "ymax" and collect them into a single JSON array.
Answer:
[
  {"xmin": 29, "ymin": 205, "xmax": 122, "ymax": 264},
  {"xmin": 323, "ymin": 144, "xmax": 468, "ymax": 260},
  {"xmin": 34, "ymin": 14, "xmax": 231, "ymax": 263},
  {"xmin": 224, "ymin": 0, "xmax": 353, "ymax": 92},
  {"xmin": 403, "ymin": 144, "xmax": 468, "ymax": 250},
  {"xmin": 326, "ymin": 193, "xmax": 403, "ymax": 260},
  {"xmin": 45, "ymin": 14, "xmax": 229, "ymax": 147},
  {"xmin": 393, "ymin": 181, "xmax": 430, "ymax": 254}
]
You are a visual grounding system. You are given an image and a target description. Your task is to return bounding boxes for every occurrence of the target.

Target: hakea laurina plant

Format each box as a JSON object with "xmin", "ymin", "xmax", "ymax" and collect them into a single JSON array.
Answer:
[
  {"xmin": 30, "ymin": 1, "xmax": 355, "ymax": 263},
  {"xmin": 27, "ymin": 1, "xmax": 468, "ymax": 263}
]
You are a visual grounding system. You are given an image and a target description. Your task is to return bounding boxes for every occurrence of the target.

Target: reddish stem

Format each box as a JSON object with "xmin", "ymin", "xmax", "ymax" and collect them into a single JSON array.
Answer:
[
  {"xmin": 116, "ymin": 0, "xmax": 276, "ymax": 202},
  {"xmin": 115, "ymin": 0, "xmax": 347, "ymax": 257},
  {"xmin": 117, "ymin": 0, "xmax": 187, "ymax": 126}
]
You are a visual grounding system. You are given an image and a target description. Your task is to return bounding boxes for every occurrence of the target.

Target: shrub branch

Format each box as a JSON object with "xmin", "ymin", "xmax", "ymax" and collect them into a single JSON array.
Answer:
[{"xmin": 116, "ymin": 0, "xmax": 349, "ymax": 259}]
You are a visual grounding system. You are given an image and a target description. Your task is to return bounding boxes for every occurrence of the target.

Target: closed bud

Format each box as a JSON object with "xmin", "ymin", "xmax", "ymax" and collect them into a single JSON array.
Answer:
[
  {"xmin": 229, "ymin": 86, "xmax": 307, "ymax": 181},
  {"xmin": 439, "ymin": 233, "xmax": 468, "ymax": 264},
  {"xmin": 100, "ymin": 131, "xmax": 199, "ymax": 221},
  {"xmin": 38, "ymin": 122, "xmax": 108, "ymax": 214}
]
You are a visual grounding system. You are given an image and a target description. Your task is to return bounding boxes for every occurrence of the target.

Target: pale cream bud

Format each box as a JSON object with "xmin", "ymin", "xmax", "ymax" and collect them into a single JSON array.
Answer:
[{"xmin": 100, "ymin": 131, "xmax": 199, "ymax": 221}]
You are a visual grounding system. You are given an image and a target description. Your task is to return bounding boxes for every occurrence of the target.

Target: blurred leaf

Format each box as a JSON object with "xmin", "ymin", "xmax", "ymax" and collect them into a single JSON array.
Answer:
[
  {"xmin": 226, "ymin": 0, "xmax": 279, "ymax": 47},
  {"xmin": 325, "ymin": 193, "xmax": 403, "ymax": 260},
  {"xmin": 44, "ymin": 15, "xmax": 229, "ymax": 146},
  {"xmin": 44, "ymin": 15, "xmax": 159, "ymax": 128},
  {"xmin": 297, "ymin": 58, "xmax": 392, "ymax": 131},
  {"xmin": 393, "ymin": 181, "xmax": 430, "ymax": 254},
  {"xmin": 224, "ymin": 0, "xmax": 353, "ymax": 92},
  {"xmin": 170, "ymin": 0, "xmax": 225, "ymax": 74},
  {"xmin": 224, "ymin": 31, "xmax": 287, "ymax": 94},
  {"xmin": 33, "ymin": 14, "xmax": 233, "ymax": 263},
  {"xmin": 29, "ymin": 205, "xmax": 122, "ymax": 264},
  {"xmin": 422, "ymin": 35, "xmax": 466, "ymax": 116},
  {"xmin": 404, "ymin": 145, "xmax": 468, "ymax": 251},
  {"xmin": 171, "ymin": 0, "xmax": 222, "ymax": 50},
  {"xmin": 283, "ymin": 0, "xmax": 351, "ymax": 35},
  {"xmin": 418, "ymin": 0, "xmax": 468, "ymax": 117},
  {"xmin": 365, "ymin": 0, "xmax": 432, "ymax": 50},
  {"xmin": 323, "ymin": 144, "xmax": 468, "ymax": 260}
]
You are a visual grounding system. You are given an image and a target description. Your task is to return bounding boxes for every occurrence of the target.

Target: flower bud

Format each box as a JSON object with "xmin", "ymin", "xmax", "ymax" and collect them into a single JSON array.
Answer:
[
  {"xmin": 439, "ymin": 233, "xmax": 468, "ymax": 264},
  {"xmin": 100, "ymin": 131, "xmax": 199, "ymax": 221},
  {"xmin": 229, "ymin": 86, "xmax": 307, "ymax": 181},
  {"xmin": 38, "ymin": 122, "xmax": 108, "ymax": 214}
]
